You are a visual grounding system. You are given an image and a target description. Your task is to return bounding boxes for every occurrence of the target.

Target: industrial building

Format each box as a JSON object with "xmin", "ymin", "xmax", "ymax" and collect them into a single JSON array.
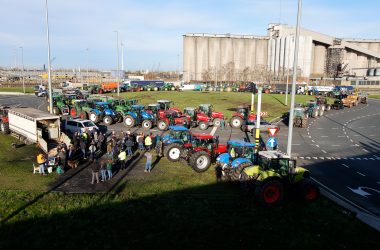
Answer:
[{"xmin": 183, "ymin": 24, "xmax": 380, "ymax": 88}]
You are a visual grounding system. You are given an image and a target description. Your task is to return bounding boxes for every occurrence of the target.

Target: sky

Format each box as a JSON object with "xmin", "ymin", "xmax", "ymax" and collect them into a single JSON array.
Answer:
[{"xmin": 1, "ymin": 0, "xmax": 379, "ymax": 71}]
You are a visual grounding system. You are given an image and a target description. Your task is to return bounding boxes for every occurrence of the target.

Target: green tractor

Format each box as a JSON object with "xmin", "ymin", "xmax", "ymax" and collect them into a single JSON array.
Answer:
[
  {"xmin": 240, "ymin": 151, "xmax": 319, "ymax": 206},
  {"xmin": 293, "ymin": 106, "xmax": 308, "ymax": 128},
  {"xmin": 69, "ymin": 100, "xmax": 94, "ymax": 119},
  {"xmin": 162, "ymin": 83, "xmax": 176, "ymax": 91},
  {"xmin": 305, "ymin": 101, "xmax": 323, "ymax": 118},
  {"xmin": 47, "ymin": 95, "xmax": 70, "ymax": 115}
]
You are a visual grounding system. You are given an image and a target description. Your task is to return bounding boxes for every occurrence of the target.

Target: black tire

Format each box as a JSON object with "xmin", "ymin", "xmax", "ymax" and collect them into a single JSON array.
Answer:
[
  {"xmin": 239, "ymin": 171, "xmax": 254, "ymax": 193},
  {"xmin": 0, "ymin": 122, "xmax": 10, "ymax": 134},
  {"xmin": 53, "ymin": 107, "xmax": 60, "ymax": 115},
  {"xmin": 198, "ymin": 121, "xmax": 208, "ymax": 130},
  {"xmin": 165, "ymin": 143, "xmax": 183, "ymax": 162},
  {"xmin": 230, "ymin": 116, "xmax": 243, "ymax": 128},
  {"xmin": 89, "ymin": 111, "xmax": 99, "ymax": 123},
  {"xmin": 213, "ymin": 118, "xmax": 222, "ymax": 127},
  {"xmin": 189, "ymin": 151, "xmax": 211, "ymax": 173},
  {"xmin": 301, "ymin": 118, "xmax": 308, "ymax": 128},
  {"xmin": 294, "ymin": 118, "xmax": 302, "ymax": 127},
  {"xmin": 312, "ymin": 109, "xmax": 317, "ymax": 118},
  {"xmin": 103, "ymin": 115, "xmax": 113, "ymax": 126},
  {"xmin": 255, "ymin": 180, "xmax": 284, "ymax": 206},
  {"xmin": 319, "ymin": 109, "xmax": 324, "ymax": 116},
  {"xmin": 157, "ymin": 120, "xmax": 168, "ymax": 131},
  {"xmin": 298, "ymin": 179, "xmax": 319, "ymax": 201},
  {"xmin": 142, "ymin": 120, "xmax": 153, "ymax": 129},
  {"xmin": 123, "ymin": 115, "xmax": 135, "ymax": 128},
  {"xmin": 230, "ymin": 162, "xmax": 252, "ymax": 181}
]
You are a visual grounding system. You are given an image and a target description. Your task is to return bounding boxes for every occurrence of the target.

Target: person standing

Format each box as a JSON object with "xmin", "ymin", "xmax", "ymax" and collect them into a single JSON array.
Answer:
[
  {"xmin": 80, "ymin": 137, "xmax": 87, "ymax": 159},
  {"xmin": 145, "ymin": 133, "xmax": 152, "ymax": 151},
  {"xmin": 106, "ymin": 142, "xmax": 113, "ymax": 159},
  {"xmin": 97, "ymin": 132, "xmax": 105, "ymax": 152},
  {"xmin": 72, "ymin": 132, "xmax": 79, "ymax": 151},
  {"xmin": 118, "ymin": 148, "xmax": 127, "ymax": 170},
  {"xmin": 106, "ymin": 159, "xmax": 113, "ymax": 179},
  {"xmin": 58, "ymin": 147, "xmax": 67, "ymax": 169},
  {"xmin": 36, "ymin": 152, "xmax": 47, "ymax": 175},
  {"xmin": 91, "ymin": 159, "xmax": 100, "ymax": 184},
  {"xmin": 144, "ymin": 151, "xmax": 152, "ymax": 173},
  {"xmin": 220, "ymin": 117, "xmax": 225, "ymax": 130},
  {"xmin": 89, "ymin": 141, "xmax": 97, "ymax": 160},
  {"xmin": 68, "ymin": 144, "xmax": 75, "ymax": 160},
  {"xmin": 138, "ymin": 133, "xmax": 145, "ymax": 151},
  {"xmin": 93, "ymin": 130, "xmax": 99, "ymax": 144},
  {"xmin": 99, "ymin": 160, "xmax": 107, "ymax": 182},
  {"xmin": 125, "ymin": 136, "xmax": 134, "ymax": 157}
]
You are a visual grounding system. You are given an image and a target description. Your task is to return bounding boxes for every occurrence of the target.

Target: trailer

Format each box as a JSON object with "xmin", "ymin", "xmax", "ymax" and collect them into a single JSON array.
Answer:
[{"xmin": 8, "ymin": 108, "xmax": 61, "ymax": 154}]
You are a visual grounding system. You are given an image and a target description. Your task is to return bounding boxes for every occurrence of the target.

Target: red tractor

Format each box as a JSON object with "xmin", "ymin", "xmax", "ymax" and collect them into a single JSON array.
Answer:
[
  {"xmin": 198, "ymin": 104, "xmax": 224, "ymax": 127},
  {"xmin": 156, "ymin": 110, "xmax": 189, "ymax": 131},
  {"xmin": 0, "ymin": 106, "xmax": 10, "ymax": 134},
  {"xmin": 230, "ymin": 105, "xmax": 257, "ymax": 129},
  {"xmin": 165, "ymin": 133, "xmax": 227, "ymax": 172},
  {"xmin": 183, "ymin": 107, "xmax": 212, "ymax": 130},
  {"xmin": 157, "ymin": 100, "xmax": 181, "ymax": 113}
]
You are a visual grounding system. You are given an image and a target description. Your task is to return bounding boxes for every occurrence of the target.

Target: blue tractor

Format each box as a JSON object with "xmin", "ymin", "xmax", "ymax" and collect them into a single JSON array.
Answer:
[
  {"xmin": 88, "ymin": 101, "xmax": 118, "ymax": 125},
  {"xmin": 157, "ymin": 125, "xmax": 191, "ymax": 160},
  {"xmin": 123, "ymin": 104, "xmax": 155, "ymax": 129},
  {"xmin": 216, "ymin": 140, "xmax": 256, "ymax": 181}
]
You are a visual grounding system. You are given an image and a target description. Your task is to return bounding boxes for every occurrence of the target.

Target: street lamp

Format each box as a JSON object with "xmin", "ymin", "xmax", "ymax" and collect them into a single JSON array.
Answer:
[
  {"xmin": 113, "ymin": 30, "xmax": 120, "ymax": 96},
  {"xmin": 45, "ymin": 0, "xmax": 53, "ymax": 114},
  {"xmin": 86, "ymin": 48, "xmax": 89, "ymax": 82},
  {"xmin": 19, "ymin": 46, "xmax": 25, "ymax": 94},
  {"xmin": 287, "ymin": 0, "xmax": 302, "ymax": 156}
]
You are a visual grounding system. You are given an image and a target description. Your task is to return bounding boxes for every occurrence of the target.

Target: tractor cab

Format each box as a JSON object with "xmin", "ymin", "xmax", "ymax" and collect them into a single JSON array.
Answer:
[
  {"xmin": 227, "ymin": 140, "xmax": 256, "ymax": 161},
  {"xmin": 191, "ymin": 134, "xmax": 217, "ymax": 150},
  {"xmin": 183, "ymin": 107, "xmax": 196, "ymax": 120},
  {"xmin": 257, "ymin": 151, "xmax": 295, "ymax": 176},
  {"xmin": 198, "ymin": 104, "xmax": 213, "ymax": 116},
  {"xmin": 163, "ymin": 125, "xmax": 191, "ymax": 144},
  {"xmin": 125, "ymin": 99, "xmax": 138, "ymax": 106},
  {"xmin": 157, "ymin": 100, "xmax": 174, "ymax": 110},
  {"xmin": 146, "ymin": 103, "xmax": 160, "ymax": 115}
]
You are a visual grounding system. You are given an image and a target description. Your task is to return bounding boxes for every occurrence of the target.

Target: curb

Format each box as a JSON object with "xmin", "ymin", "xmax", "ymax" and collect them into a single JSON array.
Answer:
[{"xmin": 0, "ymin": 92, "xmax": 33, "ymax": 96}]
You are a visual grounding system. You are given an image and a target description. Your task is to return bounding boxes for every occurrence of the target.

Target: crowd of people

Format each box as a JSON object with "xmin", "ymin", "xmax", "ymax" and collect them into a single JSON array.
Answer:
[{"xmin": 36, "ymin": 128, "xmax": 162, "ymax": 185}]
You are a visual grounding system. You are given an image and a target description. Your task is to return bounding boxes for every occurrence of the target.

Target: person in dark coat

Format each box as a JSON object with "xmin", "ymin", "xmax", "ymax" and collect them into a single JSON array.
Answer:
[
  {"xmin": 90, "ymin": 159, "xmax": 100, "ymax": 184},
  {"xmin": 97, "ymin": 132, "xmax": 105, "ymax": 152}
]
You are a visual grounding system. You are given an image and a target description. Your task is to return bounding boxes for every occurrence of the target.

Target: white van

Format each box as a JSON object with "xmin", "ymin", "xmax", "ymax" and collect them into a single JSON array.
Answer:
[{"xmin": 63, "ymin": 119, "xmax": 98, "ymax": 134}]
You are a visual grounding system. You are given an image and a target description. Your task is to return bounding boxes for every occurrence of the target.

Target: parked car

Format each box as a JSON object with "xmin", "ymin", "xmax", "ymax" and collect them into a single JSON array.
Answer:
[
  {"xmin": 62, "ymin": 119, "xmax": 98, "ymax": 135},
  {"xmin": 242, "ymin": 120, "xmax": 279, "ymax": 133}
]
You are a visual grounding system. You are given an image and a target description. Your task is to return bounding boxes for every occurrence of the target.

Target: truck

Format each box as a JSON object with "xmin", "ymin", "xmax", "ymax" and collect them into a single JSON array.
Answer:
[{"xmin": 8, "ymin": 108, "xmax": 62, "ymax": 155}]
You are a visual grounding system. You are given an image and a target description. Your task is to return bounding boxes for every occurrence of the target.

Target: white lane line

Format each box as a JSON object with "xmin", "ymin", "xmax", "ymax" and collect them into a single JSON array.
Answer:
[
  {"xmin": 336, "ymin": 157, "xmax": 341, "ymax": 160},
  {"xmin": 342, "ymin": 157, "xmax": 347, "ymax": 160},
  {"xmin": 343, "ymin": 132, "xmax": 347, "ymax": 134},
  {"xmin": 374, "ymin": 155, "xmax": 380, "ymax": 158},
  {"xmin": 337, "ymin": 135, "xmax": 345, "ymax": 138},
  {"xmin": 313, "ymin": 157, "xmax": 318, "ymax": 159},
  {"xmin": 299, "ymin": 157, "xmax": 304, "ymax": 159},
  {"xmin": 316, "ymin": 145, "xmax": 320, "ymax": 148},
  {"xmin": 326, "ymin": 157, "xmax": 331, "ymax": 160},
  {"xmin": 357, "ymin": 172, "xmax": 366, "ymax": 177},
  {"xmin": 320, "ymin": 157, "xmax": 325, "ymax": 160},
  {"xmin": 349, "ymin": 158, "xmax": 355, "ymax": 160},
  {"xmin": 356, "ymin": 158, "xmax": 362, "ymax": 160},
  {"xmin": 322, "ymin": 150, "xmax": 327, "ymax": 154},
  {"xmin": 363, "ymin": 158, "xmax": 368, "ymax": 160},
  {"xmin": 370, "ymin": 158, "xmax": 375, "ymax": 160},
  {"xmin": 353, "ymin": 134, "xmax": 360, "ymax": 137},
  {"xmin": 308, "ymin": 136, "xmax": 311, "ymax": 138},
  {"xmin": 342, "ymin": 164, "xmax": 349, "ymax": 168},
  {"xmin": 320, "ymin": 136, "xmax": 328, "ymax": 138},
  {"xmin": 306, "ymin": 157, "xmax": 311, "ymax": 159},
  {"xmin": 210, "ymin": 126, "xmax": 218, "ymax": 136},
  {"xmin": 311, "ymin": 140, "xmax": 315, "ymax": 143},
  {"xmin": 363, "ymin": 149, "xmax": 369, "ymax": 153},
  {"xmin": 350, "ymin": 139, "xmax": 354, "ymax": 142}
]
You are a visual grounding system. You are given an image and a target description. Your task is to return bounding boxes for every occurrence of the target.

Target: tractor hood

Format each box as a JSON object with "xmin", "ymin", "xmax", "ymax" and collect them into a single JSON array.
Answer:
[
  {"xmin": 212, "ymin": 111, "xmax": 224, "ymax": 119},
  {"xmin": 216, "ymin": 153, "xmax": 231, "ymax": 165}
]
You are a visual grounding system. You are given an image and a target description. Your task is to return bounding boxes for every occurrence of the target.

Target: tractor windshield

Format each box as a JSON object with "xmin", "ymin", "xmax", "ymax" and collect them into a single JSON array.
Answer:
[
  {"xmin": 170, "ymin": 130, "xmax": 189, "ymax": 142},
  {"xmin": 242, "ymin": 146, "xmax": 255, "ymax": 159}
]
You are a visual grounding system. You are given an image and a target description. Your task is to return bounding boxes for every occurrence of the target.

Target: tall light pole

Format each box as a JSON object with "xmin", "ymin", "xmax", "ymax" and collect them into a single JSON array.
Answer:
[
  {"xmin": 121, "ymin": 42, "xmax": 124, "ymax": 72},
  {"xmin": 19, "ymin": 46, "xmax": 25, "ymax": 93},
  {"xmin": 45, "ymin": 0, "xmax": 53, "ymax": 114},
  {"xmin": 114, "ymin": 30, "xmax": 120, "ymax": 96},
  {"xmin": 287, "ymin": 0, "xmax": 302, "ymax": 156},
  {"xmin": 86, "ymin": 48, "xmax": 89, "ymax": 82}
]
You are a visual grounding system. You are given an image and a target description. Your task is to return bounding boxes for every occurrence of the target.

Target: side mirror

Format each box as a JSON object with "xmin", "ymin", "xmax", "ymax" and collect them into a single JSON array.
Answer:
[{"xmin": 289, "ymin": 160, "xmax": 296, "ymax": 174}]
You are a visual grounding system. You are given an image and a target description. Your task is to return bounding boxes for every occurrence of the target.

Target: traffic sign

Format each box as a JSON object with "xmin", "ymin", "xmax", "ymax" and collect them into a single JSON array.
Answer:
[
  {"xmin": 267, "ymin": 137, "xmax": 277, "ymax": 148},
  {"xmin": 260, "ymin": 111, "xmax": 268, "ymax": 117},
  {"xmin": 268, "ymin": 127, "xmax": 279, "ymax": 137}
]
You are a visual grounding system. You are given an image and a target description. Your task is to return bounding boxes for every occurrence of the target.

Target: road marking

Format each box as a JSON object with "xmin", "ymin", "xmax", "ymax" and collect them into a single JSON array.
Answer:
[
  {"xmin": 210, "ymin": 126, "xmax": 218, "ymax": 136},
  {"xmin": 356, "ymin": 158, "xmax": 362, "ymax": 160},
  {"xmin": 355, "ymin": 144, "xmax": 360, "ymax": 147},
  {"xmin": 343, "ymin": 132, "xmax": 347, "ymax": 134},
  {"xmin": 369, "ymin": 135, "xmax": 376, "ymax": 137},
  {"xmin": 322, "ymin": 150, "xmax": 327, "ymax": 154},
  {"xmin": 308, "ymin": 136, "xmax": 312, "ymax": 138},
  {"xmin": 369, "ymin": 158, "xmax": 375, "ymax": 160},
  {"xmin": 313, "ymin": 157, "xmax": 318, "ymax": 159},
  {"xmin": 320, "ymin": 157, "xmax": 324, "ymax": 160},
  {"xmin": 326, "ymin": 157, "xmax": 331, "ymax": 160},
  {"xmin": 336, "ymin": 157, "xmax": 341, "ymax": 160},
  {"xmin": 353, "ymin": 134, "xmax": 360, "ymax": 137},
  {"xmin": 350, "ymin": 139, "xmax": 354, "ymax": 143},
  {"xmin": 299, "ymin": 157, "xmax": 304, "ymax": 159},
  {"xmin": 332, "ymin": 127, "xmax": 339, "ymax": 129},
  {"xmin": 349, "ymin": 158, "xmax": 355, "ymax": 160},
  {"xmin": 363, "ymin": 149, "xmax": 369, "ymax": 153},
  {"xmin": 374, "ymin": 155, "xmax": 380, "ymax": 158},
  {"xmin": 306, "ymin": 157, "xmax": 311, "ymax": 159},
  {"xmin": 337, "ymin": 136, "xmax": 345, "ymax": 138},
  {"xmin": 357, "ymin": 172, "xmax": 366, "ymax": 177},
  {"xmin": 363, "ymin": 158, "xmax": 368, "ymax": 160},
  {"xmin": 320, "ymin": 136, "xmax": 328, "ymax": 138},
  {"xmin": 342, "ymin": 164, "xmax": 349, "ymax": 168},
  {"xmin": 311, "ymin": 140, "xmax": 315, "ymax": 143},
  {"xmin": 316, "ymin": 145, "xmax": 320, "ymax": 148},
  {"xmin": 342, "ymin": 157, "xmax": 347, "ymax": 160}
]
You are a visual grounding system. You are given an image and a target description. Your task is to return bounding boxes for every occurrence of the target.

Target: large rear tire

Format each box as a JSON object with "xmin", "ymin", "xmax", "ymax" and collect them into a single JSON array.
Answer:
[
  {"xmin": 123, "ymin": 115, "xmax": 135, "ymax": 128},
  {"xmin": 299, "ymin": 180, "xmax": 319, "ymax": 201},
  {"xmin": 142, "ymin": 119, "xmax": 153, "ymax": 129},
  {"xmin": 255, "ymin": 180, "xmax": 284, "ymax": 206},
  {"xmin": 230, "ymin": 116, "xmax": 243, "ymax": 128},
  {"xmin": 199, "ymin": 121, "xmax": 208, "ymax": 130},
  {"xmin": 165, "ymin": 143, "xmax": 183, "ymax": 162},
  {"xmin": 103, "ymin": 115, "xmax": 113, "ymax": 126},
  {"xmin": 213, "ymin": 118, "xmax": 222, "ymax": 127},
  {"xmin": 89, "ymin": 111, "xmax": 99, "ymax": 123},
  {"xmin": 189, "ymin": 151, "xmax": 211, "ymax": 173},
  {"xmin": 157, "ymin": 120, "xmax": 169, "ymax": 131}
]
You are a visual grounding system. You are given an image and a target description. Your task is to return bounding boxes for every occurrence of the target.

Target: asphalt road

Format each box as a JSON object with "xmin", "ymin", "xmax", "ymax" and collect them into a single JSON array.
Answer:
[
  {"xmin": 267, "ymin": 99, "xmax": 380, "ymax": 216},
  {"xmin": 2, "ymin": 93, "xmax": 379, "ymax": 216}
]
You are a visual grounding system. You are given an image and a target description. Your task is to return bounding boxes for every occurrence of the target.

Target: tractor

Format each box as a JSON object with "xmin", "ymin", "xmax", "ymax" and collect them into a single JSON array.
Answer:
[
  {"xmin": 123, "ymin": 104, "xmax": 155, "ymax": 129},
  {"xmin": 89, "ymin": 102, "xmax": 118, "ymax": 125},
  {"xmin": 156, "ymin": 110, "xmax": 189, "ymax": 131},
  {"xmin": 239, "ymin": 150, "xmax": 319, "ymax": 206},
  {"xmin": 198, "ymin": 104, "xmax": 224, "ymax": 127},
  {"xmin": 293, "ymin": 107, "xmax": 308, "ymax": 128},
  {"xmin": 146, "ymin": 103, "xmax": 160, "ymax": 116},
  {"xmin": 331, "ymin": 99, "xmax": 344, "ymax": 110},
  {"xmin": 157, "ymin": 125, "xmax": 192, "ymax": 157},
  {"xmin": 157, "ymin": 100, "xmax": 181, "ymax": 113},
  {"xmin": 0, "ymin": 106, "xmax": 10, "ymax": 134},
  {"xmin": 183, "ymin": 107, "xmax": 211, "ymax": 130},
  {"xmin": 162, "ymin": 83, "xmax": 176, "ymax": 91},
  {"xmin": 230, "ymin": 105, "xmax": 256, "ymax": 129},
  {"xmin": 164, "ymin": 133, "xmax": 227, "ymax": 172},
  {"xmin": 47, "ymin": 96, "xmax": 70, "ymax": 115},
  {"xmin": 69, "ymin": 100, "xmax": 93, "ymax": 119},
  {"xmin": 358, "ymin": 92, "xmax": 368, "ymax": 104},
  {"xmin": 215, "ymin": 140, "xmax": 256, "ymax": 181},
  {"xmin": 305, "ymin": 101, "xmax": 323, "ymax": 117},
  {"xmin": 315, "ymin": 96, "xmax": 331, "ymax": 111}
]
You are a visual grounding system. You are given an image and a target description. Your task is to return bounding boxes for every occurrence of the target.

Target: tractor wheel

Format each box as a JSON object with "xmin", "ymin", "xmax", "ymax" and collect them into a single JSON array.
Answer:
[
  {"xmin": 142, "ymin": 119, "xmax": 153, "ymax": 129},
  {"xmin": 165, "ymin": 143, "xmax": 183, "ymax": 162},
  {"xmin": 255, "ymin": 180, "xmax": 284, "ymax": 206},
  {"xmin": 0, "ymin": 122, "xmax": 10, "ymax": 134},
  {"xmin": 230, "ymin": 162, "xmax": 252, "ymax": 182},
  {"xmin": 70, "ymin": 108, "xmax": 76, "ymax": 117},
  {"xmin": 294, "ymin": 118, "xmax": 302, "ymax": 127},
  {"xmin": 349, "ymin": 103, "xmax": 352, "ymax": 108},
  {"xmin": 326, "ymin": 105, "xmax": 331, "ymax": 111},
  {"xmin": 157, "ymin": 120, "xmax": 169, "ymax": 131},
  {"xmin": 230, "ymin": 116, "xmax": 243, "ymax": 128},
  {"xmin": 89, "ymin": 112, "xmax": 99, "ymax": 123},
  {"xmin": 79, "ymin": 111, "xmax": 87, "ymax": 119},
  {"xmin": 312, "ymin": 109, "xmax": 318, "ymax": 118},
  {"xmin": 189, "ymin": 151, "xmax": 211, "ymax": 173},
  {"xmin": 103, "ymin": 115, "xmax": 113, "ymax": 126},
  {"xmin": 98, "ymin": 89, "xmax": 104, "ymax": 94},
  {"xmin": 199, "ymin": 121, "xmax": 208, "ymax": 130},
  {"xmin": 117, "ymin": 114, "xmax": 123, "ymax": 123},
  {"xmin": 301, "ymin": 118, "xmax": 308, "ymax": 128},
  {"xmin": 53, "ymin": 107, "xmax": 60, "ymax": 115},
  {"xmin": 239, "ymin": 171, "xmax": 254, "ymax": 193},
  {"xmin": 213, "ymin": 118, "xmax": 222, "ymax": 127},
  {"xmin": 123, "ymin": 115, "xmax": 135, "ymax": 128},
  {"xmin": 319, "ymin": 109, "xmax": 324, "ymax": 116},
  {"xmin": 298, "ymin": 179, "xmax": 319, "ymax": 201}
]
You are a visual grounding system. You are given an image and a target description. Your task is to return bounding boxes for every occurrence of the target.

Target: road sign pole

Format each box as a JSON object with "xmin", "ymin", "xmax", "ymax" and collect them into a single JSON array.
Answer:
[
  {"xmin": 255, "ymin": 88, "xmax": 262, "ymax": 152},
  {"xmin": 251, "ymin": 92, "xmax": 254, "ymax": 113}
]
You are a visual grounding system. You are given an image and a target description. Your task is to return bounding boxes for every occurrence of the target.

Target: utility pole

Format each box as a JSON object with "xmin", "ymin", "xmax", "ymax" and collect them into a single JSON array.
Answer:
[
  {"xmin": 86, "ymin": 48, "xmax": 89, "ymax": 82},
  {"xmin": 19, "ymin": 46, "xmax": 25, "ymax": 93},
  {"xmin": 45, "ymin": 0, "xmax": 53, "ymax": 114},
  {"xmin": 255, "ymin": 87, "xmax": 262, "ymax": 153},
  {"xmin": 121, "ymin": 42, "xmax": 124, "ymax": 72},
  {"xmin": 287, "ymin": 0, "xmax": 302, "ymax": 156},
  {"xmin": 114, "ymin": 30, "xmax": 120, "ymax": 96}
]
